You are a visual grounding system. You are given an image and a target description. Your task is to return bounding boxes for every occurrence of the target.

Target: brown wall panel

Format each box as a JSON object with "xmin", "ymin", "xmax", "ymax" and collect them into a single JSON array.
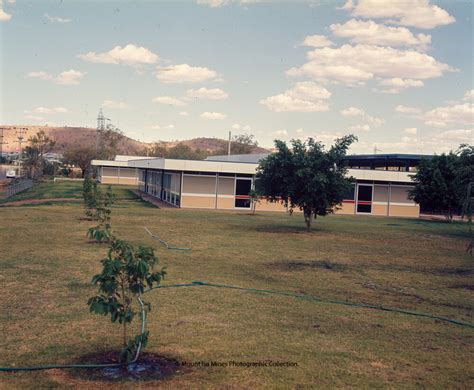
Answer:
[
  {"xmin": 216, "ymin": 197, "xmax": 234, "ymax": 209},
  {"xmin": 372, "ymin": 204, "xmax": 388, "ymax": 216},
  {"xmin": 101, "ymin": 176, "xmax": 119, "ymax": 184},
  {"xmin": 119, "ymin": 168, "xmax": 138, "ymax": 178},
  {"xmin": 118, "ymin": 177, "xmax": 138, "ymax": 185},
  {"xmin": 182, "ymin": 175, "xmax": 216, "ymax": 194},
  {"xmin": 255, "ymin": 199, "xmax": 287, "ymax": 212},
  {"xmin": 389, "ymin": 205, "xmax": 420, "ymax": 217},
  {"xmin": 390, "ymin": 186, "xmax": 414, "ymax": 204},
  {"xmin": 373, "ymin": 185, "xmax": 389, "ymax": 202},
  {"xmin": 217, "ymin": 177, "xmax": 234, "ymax": 195},
  {"xmin": 181, "ymin": 195, "xmax": 216, "ymax": 209},
  {"xmin": 102, "ymin": 167, "xmax": 119, "ymax": 177},
  {"xmin": 335, "ymin": 202, "xmax": 355, "ymax": 215}
]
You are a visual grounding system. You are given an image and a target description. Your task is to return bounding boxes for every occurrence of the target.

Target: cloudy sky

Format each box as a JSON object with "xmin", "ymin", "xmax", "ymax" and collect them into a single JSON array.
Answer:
[{"xmin": 1, "ymin": 0, "xmax": 472, "ymax": 153}]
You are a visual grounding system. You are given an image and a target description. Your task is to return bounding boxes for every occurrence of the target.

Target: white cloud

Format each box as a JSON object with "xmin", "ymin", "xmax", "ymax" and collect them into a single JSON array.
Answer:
[
  {"xmin": 44, "ymin": 13, "xmax": 71, "ymax": 23},
  {"xmin": 200, "ymin": 112, "xmax": 227, "ymax": 120},
  {"xmin": 296, "ymin": 128, "xmax": 304, "ymax": 134},
  {"xmin": 395, "ymin": 104, "xmax": 422, "ymax": 114},
  {"xmin": 404, "ymin": 127, "xmax": 417, "ymax": 135},
  {"xmin": 464, "ymin": 89, "xmax": 474, "ymax": 101},
  {"xmin": 349, "ymin": 124, "xmax": 370, "ymax": 132},
  {"xmin": 434, "ymin": 129, "xmax": 472, "ymax": 143},
  {"xmin": 232, "ymin": 123, "xmax": 241, "ymax": 130},
  {"xmin": 287, "ymin": 44, "xmax": 455, "ymax": 86},
  {"xmin": 28, "ymin": 69, "xmax": 85, "ymax": 86},
  {"xmin": 340, "ymin": 106, "xmax": 384, "ymax": 129},
  {"xmin": 197, "ymin": 0, "xmax": 229, "ymax": 6},
  {"xmin": 366, "ymin": 115, "xmax": 384, "ymax": 127},
  {"xmin": 330, "ymin": 19, "xmax": 431, "ymax": 49},
  {"xmin": 302, "ymin": 34, "xmax": 334, "ymax": 48},
  {"xmin": 103, "ymin": 100, "xmax": 129, "ymax": 109},
  {"xmin": 55, "ymin": 69, "xmax": 84, "ymax": 86},
  {"xmin": 274, "ymin": 129, "xmax": 288, "ymax": 136},
  {"xmin": 0, "ymin": 8, "xmax": 11, "ymax": 22},
  {"xmin": 25, "ymin": 107, "xmax": 68, "ymax": 114},
  {"xmin": 79, "ymin": 44, "xmax": 158, "ymax": 66},
  {"xmin": 152, "ymin": 96, "xmax": 187, "ymax": 106},
  {"xmin": 424, "ymin": 103, "xmax": 473, "ymax": 128},
  {"xmin": 0, "ymin": 0, "xmax": 13, "ymax": 21},
  {"xmin": 26, "ymin": 71, "xmax": 53, "ymax": 81},
  {"xmin": 377, "ymin": 78, "xmax": 424, "ymax": 94},
  {"xmin": 25, "ymin": 115, "xmax": 46, "ymax": 122},
  {"xmin": 151, "ymin": 124, "xmax": 175, "ymax": 130},
  {"xmin": 186, "ymin": 87, "xmax": 228, "ymax": 100},
  {"xmin": 197, "ymin": 0, "xmax": 262, "ymax": 7},
  {"xmin": 155, "ymin": 64, "xmax": 218, "ymax": 84},
  {"xmin": 179, "ymin": 111, "xmax": 189, "ymax": 116},
  {"xmin": 342, "ymin": 0, "xmax": 455, "ymax": 29},
  {"xmin": 260, "ymin": 81, "xmax": 331, "ymax": 112},
  {"xmin": 340, "ymin": 106, "xmax": 365, "ymax": 117}
]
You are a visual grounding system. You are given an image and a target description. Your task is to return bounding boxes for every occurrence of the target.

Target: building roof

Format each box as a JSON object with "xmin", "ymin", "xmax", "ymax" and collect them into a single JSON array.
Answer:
[
  {"xmin": 343, "ymin": 153, "xmax": 432, "ymax": 168},
  {"xmin": 205, "ymin": 153, "xmax": 270, "ymax": 164},
  {"xmin": 92, "ymin": 155, "xmax": 416, "ymax": 183}
]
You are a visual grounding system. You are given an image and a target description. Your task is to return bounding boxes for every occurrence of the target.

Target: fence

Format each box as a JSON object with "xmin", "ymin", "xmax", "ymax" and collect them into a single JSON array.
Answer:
[{"xmin": 5, "ymin": 179, "xmax": 33, "ymax": 198}]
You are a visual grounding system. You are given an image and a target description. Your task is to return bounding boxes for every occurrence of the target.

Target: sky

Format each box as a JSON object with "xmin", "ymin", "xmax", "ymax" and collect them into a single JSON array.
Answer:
[{"xmin": 0, "ymin": 0, "xmax": 472, "ymax": 154}]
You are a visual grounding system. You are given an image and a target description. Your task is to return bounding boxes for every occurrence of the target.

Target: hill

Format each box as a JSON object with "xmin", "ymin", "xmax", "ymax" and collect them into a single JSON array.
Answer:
[{"xmin": 0, "ymin": 126, "xmax": 268, "ymax": 155}]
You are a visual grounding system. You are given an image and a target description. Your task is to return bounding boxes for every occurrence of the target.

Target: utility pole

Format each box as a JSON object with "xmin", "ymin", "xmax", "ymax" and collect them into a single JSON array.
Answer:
[
  {"xmin": 228, "ymin": 131, "xmax": 231, "ymax": 156},
  {"xmin": 0, "ymin": 127, "xmax": 7, "ymax": 176},
  {"xmin": 16, "ymin": 127, "xmax": 26, "ymax": 177},
  {"xmin": 96, "ymin": 108, "xmax": 105, "ymax": 153}
]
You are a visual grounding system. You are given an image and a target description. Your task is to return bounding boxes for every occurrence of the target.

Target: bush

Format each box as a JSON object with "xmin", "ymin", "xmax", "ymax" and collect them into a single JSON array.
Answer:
[{"xmin": 88, "ymin": 238, "xmax": 166, "ymax": 362}]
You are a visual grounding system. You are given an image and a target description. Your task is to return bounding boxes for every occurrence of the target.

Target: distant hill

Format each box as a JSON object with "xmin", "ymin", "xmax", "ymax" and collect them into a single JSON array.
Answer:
[
  {"xmin": 161, "ymin": 137, "xmax": 269, "ymax": 154},
  {"xmin": 0, "ymin": 126, "xmax": 268, "ymax": 156}
]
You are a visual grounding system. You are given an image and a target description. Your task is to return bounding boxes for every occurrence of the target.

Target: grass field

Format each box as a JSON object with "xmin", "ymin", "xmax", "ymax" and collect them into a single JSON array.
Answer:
[{"xmin": 0, "ymin": 182, "xmax": 473, "ymax": 389}]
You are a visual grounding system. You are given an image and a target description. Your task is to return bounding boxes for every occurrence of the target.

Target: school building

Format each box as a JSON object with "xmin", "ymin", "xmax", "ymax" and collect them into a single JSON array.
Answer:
[{"xmin": 92, "ymin": 153, "xmax": 427, "ymax": 218}]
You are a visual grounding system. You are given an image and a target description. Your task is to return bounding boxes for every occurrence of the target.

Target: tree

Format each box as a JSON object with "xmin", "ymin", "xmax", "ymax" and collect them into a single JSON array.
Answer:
[
  {"xmin": 214, "ymin": 133, "xmax": 259, "ymax": 155},
  {"xmin": 87, "ymin": 185, "xmax": 116, "ymax": 243},
  {"xmin": 23, "ymin": 130, "xmax": 56, "ymax": 177},
  {"xmin": 96, "ymin": 124, "xmax": 125, "ymax": 160},
  {"xmin": 256, "ymin": 135, "xmax": 357, "ymax": 232},
  {"xmin": 88, "ymin": 238, "xmax": 166, "ymax": 362},
  {"xmin": 146, "ymin": 142, "xmax": 209, "ymax": 160},
  {"xmin": 409, "ymin": 147, "xmax": 474, "ymax": 222},
  {"xmin": 63, "ymin": 146, "xmax": 97, "ymax": 177}
]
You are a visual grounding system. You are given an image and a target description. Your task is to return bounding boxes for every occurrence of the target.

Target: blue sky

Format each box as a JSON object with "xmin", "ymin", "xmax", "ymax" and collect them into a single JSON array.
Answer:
[{"xmin": 1, "ymin": 0, "xmax": 472, "ymax": 153}]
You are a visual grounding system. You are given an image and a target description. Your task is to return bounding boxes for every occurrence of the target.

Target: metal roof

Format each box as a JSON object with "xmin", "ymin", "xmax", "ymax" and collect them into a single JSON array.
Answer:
[{"xmin": 205, "ymin": 153, "xmax": 270, "ymax": 164}]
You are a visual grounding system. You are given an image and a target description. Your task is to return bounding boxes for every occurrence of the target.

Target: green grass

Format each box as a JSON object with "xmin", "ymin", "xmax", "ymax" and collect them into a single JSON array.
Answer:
[
  {"xmin": 0, "ymin": 182, "xmax": 472, "ymax": 389},
  {"xmin": 0, "ymin": 180, "xmax": 139, "ymax": 204}
]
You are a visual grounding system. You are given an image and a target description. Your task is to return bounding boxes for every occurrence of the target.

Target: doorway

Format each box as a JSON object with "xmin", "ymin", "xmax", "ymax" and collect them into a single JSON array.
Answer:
[
  {"xmin": 356, "ymin": 184, "xmax": 373, "ymax": 214},
  {"xmin": 234, "ymin": 178, "xmax": 252, "ymax": 209}
]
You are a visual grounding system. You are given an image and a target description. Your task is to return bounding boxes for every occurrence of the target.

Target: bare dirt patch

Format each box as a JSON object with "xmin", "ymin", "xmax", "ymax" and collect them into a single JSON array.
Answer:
[
  {"xmin": 69, "ymin": 351, "xmax": 181, "ymax": 382},
  {"xmin": 449, "ymin": 284, "xmax": 474, "ymax": 291},
  {"xmin": 268, "ymin": 260, "xmax": 348, "ymax": 272}
]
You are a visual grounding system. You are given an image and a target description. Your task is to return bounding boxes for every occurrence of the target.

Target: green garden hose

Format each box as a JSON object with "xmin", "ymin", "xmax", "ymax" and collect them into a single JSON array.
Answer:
[
  {"xmin": 144, "ymin": 227, "xmax": 191, "ymax": 251},
  {"xmin": 1, "ymin": 280, "xmax": 472, "ymax": 372}
]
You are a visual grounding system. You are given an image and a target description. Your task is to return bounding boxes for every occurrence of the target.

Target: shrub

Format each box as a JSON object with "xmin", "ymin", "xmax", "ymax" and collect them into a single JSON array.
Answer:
[{"xmin": 88, "ymin": 238, "xmax": 166, "ymax": 362}]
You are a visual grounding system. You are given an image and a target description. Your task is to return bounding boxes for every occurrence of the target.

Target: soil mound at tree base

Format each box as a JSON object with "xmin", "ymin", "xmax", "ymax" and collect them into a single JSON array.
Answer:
[{"xmin": 71, "ymin": 351, "xmax": 181, "ymax": 382}]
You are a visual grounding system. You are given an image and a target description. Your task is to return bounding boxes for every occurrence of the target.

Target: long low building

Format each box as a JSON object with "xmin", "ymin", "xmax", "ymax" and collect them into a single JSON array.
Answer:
[{"xmin": 92, "ymin": 153, "xmax": 427, "ymax": 218}]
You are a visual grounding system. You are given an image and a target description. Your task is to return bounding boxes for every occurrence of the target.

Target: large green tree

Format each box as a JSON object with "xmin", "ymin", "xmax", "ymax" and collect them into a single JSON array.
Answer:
[
  {"xmin": 256, "ymin": 135, "xmax": 357, "ymax": 231},
  {"xmin": 409, "ymin": 145, "xmax": 474, "ymax": 222},
  {"xmin": 23, "ymin": 130, "xmax": 56, "ymax": 177},
  {"xmin": 63, "ymin": 145, "xmax": 97, "ymax": 177}
]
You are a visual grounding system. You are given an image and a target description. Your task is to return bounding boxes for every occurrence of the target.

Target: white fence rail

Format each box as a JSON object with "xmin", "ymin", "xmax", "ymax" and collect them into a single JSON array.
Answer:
[{"xmin": 5, "ymin": 179, "xmax": 33, "ymax": 198}]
